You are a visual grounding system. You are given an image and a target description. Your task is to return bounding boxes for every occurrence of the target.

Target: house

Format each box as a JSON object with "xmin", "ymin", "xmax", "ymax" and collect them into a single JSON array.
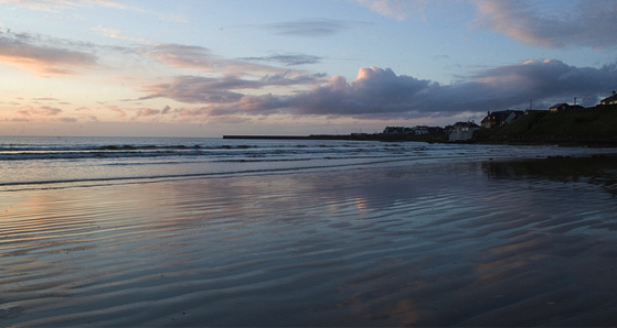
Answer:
[
  {"xmin": 549, "ymin": 103, "xmax": 584, "ymax": 112},
  {"xmin": 426, "ymin": 126, "xmax": 444, "ymax": 134},
  {"xmin": 414, "ymin": 125, "xmax": 429, "ymax": 135},
  {"xmin": 383, "ymin": 126, "xmax": 440, "ymax": 135},
  {"xmin": 600, "ymin": 91, "xmax": 617, "ymax": 106},
  {"xmin": 480, "ymin": 110, "xmax": 524, "ymax": 128},
  {"xmin": 549, "ymin": 103, "xmax": 568, "ymax": 112},
  {"xmin": 383, "ymin": 126, "xmax": 405, "ymax": 134},
  {"xmin": 449, "ymin": 122, "xmax": 480, "ymax": 141}
]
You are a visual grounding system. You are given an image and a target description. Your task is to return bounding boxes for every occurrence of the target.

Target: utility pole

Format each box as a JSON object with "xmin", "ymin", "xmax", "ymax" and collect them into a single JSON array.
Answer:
[
  {"xmin": 529, "ymin": 99, "xmax": 532, "ymax": 110},
  {"xmin": 574, "ymin": 97, "xmax": 577, "ymax": 106}
]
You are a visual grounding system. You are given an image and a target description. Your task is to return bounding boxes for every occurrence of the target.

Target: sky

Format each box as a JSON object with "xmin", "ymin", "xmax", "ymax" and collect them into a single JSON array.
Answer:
[{"xmin": 1, "ymin": 0, "xmax": 616, "ymax": 137}]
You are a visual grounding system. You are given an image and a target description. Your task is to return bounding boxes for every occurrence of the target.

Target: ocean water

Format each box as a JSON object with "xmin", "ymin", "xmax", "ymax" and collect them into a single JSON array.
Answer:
[
  {"xmin": 1, "ymin": 136, "xmax": 615, "ymax": 191},
  {"xmin": 2, "ymin": 136, "xmax": 617, "ymax": 326}
]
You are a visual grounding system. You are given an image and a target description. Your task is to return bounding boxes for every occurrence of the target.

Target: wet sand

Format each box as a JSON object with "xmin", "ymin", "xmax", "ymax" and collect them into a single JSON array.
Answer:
[{"xmin": 2, "ymin": 157, "xmax": 617, "ymax": 327}]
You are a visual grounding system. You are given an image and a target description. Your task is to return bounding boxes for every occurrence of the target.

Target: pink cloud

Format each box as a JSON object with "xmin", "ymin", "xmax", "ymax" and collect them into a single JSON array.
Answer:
[
  {"xmin": 176, "ymin": 107, "xmax": 210, "ymax": 117},
  {"xmin": 0, "ymin": 32, "xmax": 98, "ymax": 75},
  {"xmin": 139, "ymin": 73, "xmax": 326, "ymax": 104},
  {"xmin": 16, "ymin": 109, "xmax": 31, "ymax": 117},
  {"xmin": 147, "ymin": 44, "xmax": 298, "ymax": 77},
  {"xmin": 15, "ymin": 105, "xmax": 62, "ymax": 117},
  {"xmin": 5, "ymin": 105, "xmax": 83, "ymax": 123},
  {"xmin": 471, "ymin": 0, "xmax": 617, "ymax": 48},
  {"xmin": 351, "ymin": 0, "xmax": 428, "ymax": 21},
  {"xmin": 35, "ymin": 106, "xmax": 62, "ymax": 116},
  {"xmin": 134, "ymin": 108, "xmax": 161, "ymax": 117},
  {"xmin": 108, "ymin": 106, "xmax": 127, "ymax": 117}
]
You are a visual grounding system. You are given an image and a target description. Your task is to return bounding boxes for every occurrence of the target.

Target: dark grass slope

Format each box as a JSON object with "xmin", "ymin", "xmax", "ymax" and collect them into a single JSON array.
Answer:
[{"xmin": 475, "ymin": 105, "xmax": 617, "ymax": 145}]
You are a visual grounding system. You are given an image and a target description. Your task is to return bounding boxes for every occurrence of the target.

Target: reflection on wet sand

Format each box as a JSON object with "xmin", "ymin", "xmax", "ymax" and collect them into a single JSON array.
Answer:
[
  {"xmin": 1, "ymin": 158, "xmax": 617, "ymax": 326},
  {"xmin": 483, "ymin": 154, "xmax": 617, "ymax": 196}
]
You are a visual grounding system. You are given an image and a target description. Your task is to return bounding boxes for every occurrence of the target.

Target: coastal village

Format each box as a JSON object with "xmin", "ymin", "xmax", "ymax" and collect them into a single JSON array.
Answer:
[
  {"xmin": 225, "ymin": 91, "xmax": 617, "ymax": 145},
  {"xmin": 381, "ymin": 91, "xmax": 617, "ymax": 142}
]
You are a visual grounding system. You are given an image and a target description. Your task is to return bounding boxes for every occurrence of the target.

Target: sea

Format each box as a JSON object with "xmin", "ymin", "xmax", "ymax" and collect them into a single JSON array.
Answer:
[
  {"xmin": 2, "ymin": 136, "xmax": 617, "ymax": 326},
  {"xmin": 1, "ymin": 135, "xmax": 615, "ymax": 191}
]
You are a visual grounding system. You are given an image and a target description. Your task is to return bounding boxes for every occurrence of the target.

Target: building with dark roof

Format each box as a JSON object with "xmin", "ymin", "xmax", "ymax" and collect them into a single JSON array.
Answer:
[
  {"xmin": 549, "ymin": 103, "xmax": 584, "ymax": 112},
  {"xmin": 480, "ymin": 110, "xmax": 524, "ymax": 128},
  {"xmin": 600, "ymin": 91, "xmax": 617, "ymax": 106}
]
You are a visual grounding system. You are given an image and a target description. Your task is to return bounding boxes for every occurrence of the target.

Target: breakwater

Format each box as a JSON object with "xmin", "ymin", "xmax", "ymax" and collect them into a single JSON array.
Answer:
[{"xmin": 224, "ymin": 133, "xmax": 448, "ymax": 142}]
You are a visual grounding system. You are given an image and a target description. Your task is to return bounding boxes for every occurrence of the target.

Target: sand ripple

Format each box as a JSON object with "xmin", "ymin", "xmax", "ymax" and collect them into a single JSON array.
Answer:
[{"xmin": 1, "ymin": 160, "xmax": 617, "ymax": 326}]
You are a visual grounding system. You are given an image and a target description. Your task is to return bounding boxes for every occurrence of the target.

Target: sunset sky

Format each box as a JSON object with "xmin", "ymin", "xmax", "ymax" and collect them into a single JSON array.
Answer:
[{"xmin": 1, "ymin": 0, "xmax": 616, "ymax": 137}]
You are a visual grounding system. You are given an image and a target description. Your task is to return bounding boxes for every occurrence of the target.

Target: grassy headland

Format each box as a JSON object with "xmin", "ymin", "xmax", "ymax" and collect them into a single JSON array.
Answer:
[{"xmin": 474, "ymin": 105, "xmax": 617, "ymax": 146}]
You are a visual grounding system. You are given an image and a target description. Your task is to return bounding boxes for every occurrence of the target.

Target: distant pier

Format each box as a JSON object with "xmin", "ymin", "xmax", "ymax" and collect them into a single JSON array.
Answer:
[
  {"xmin": 223, "ymin": 135, "xmax": 355, "ymax": 140},
  {"xmin": 223, "ymin": 133, "xmax": 449, "ymax": 142}
]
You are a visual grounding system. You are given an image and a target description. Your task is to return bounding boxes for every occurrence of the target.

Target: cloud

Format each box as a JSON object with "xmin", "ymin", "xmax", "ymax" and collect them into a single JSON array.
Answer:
[
  {"xmin": 142, "ymin": 60, "xmax": 617, "ymax": 121},
  {"xmin": 350, "ymin": 0, "xmax": 428, "ymax": 21},
  {"xmin": 471, "ymin": 0, "xmax": 617, "ymax": 48},
  {"xmin": 59, "ymin": 117, "xmax": 77, "ymax": 123},
  {"xmin": 1, "ymin": 1, "xmax": 188, "ymax": 25},
  {"xmin": 0, "ymin": 32, "xmax": 97, "ymax": 75},
  {"xmin": 433, "ymin": 55, "xmax": 451, "ymax": 61},
  {"xmin": 127, "ymin": 105, "xmax": 209, "ymax": 122},
  {"xmin": 139, "ymin": 78, "xmax": 244, "ymax": 104},
  {"xmin": 146, "ymin": 43, "xmax": 293, "ymax": 76},
  {"xmin": 0, "ymin": 0, "xmax": 125, "ymax": 12},
  {"xmin": 92, "ymin": 25, "xmax": 149, "ymax": 43},
  {"xmin": 206, "ymin": 67, "xmax": 435, "ymax": 118},
  {"xmin": 133, "ymin": 106, "xmax": 174, "ymax": 118},
  {"xmin": 466, "ymin": 59, "xmax": 617, "ymax": 107},
  {"xmin": 37, "ymin": 106, "xmax": 62, "ymax": 115},
  {"xmin": 240, "ymin": 54, "xmax": 323, "ymax": 66},
  {"xmin": 264, "ymin": 19, "xmax": 358, "ymax": 37},
  {"xmin": 135, "ymin": 108, "xmax": 161, "ymax": 117},
  {"xmin": 32, "ymin": 97, "xmax": 59, "ymax": 101},
  {"xmin": 146, "ymin": 44, "xmax": 216, "ymax": 71},
  {"xmin": 110, "ymin": 105, "xmax": 171, "ymax": 121},
  {"xmin": 174, "ymin": 107, "xmax": 209, "ymax": 117},
  {"xmin": 108, "ymin": 106, "xmax": 126, "ymax": 117},
  {"xmin": 7, "ymin": 105, "xmax": 70, "ymax": 122},
  {"xmin": 3, "ymin": 103, "xmax": 99, "ymax": 123},
  {"xmin": 139, "ymin": 73, "xmax": 327, "ymax": 104},
  {"xmin": 17, "ymin": 106, "xmax": 63, "ymax": 116}
]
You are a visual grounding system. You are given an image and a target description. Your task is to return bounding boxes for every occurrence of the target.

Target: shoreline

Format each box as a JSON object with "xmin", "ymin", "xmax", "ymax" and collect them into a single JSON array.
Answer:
[{"xmin": 223, "ymin": 133, "xmax": 617, "ymax": 147}]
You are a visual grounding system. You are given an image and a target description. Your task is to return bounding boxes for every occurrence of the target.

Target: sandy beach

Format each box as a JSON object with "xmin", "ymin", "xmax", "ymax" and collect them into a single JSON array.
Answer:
[{"xmin": 2, "ymin": 156, "xmax": 617, "ymax": 327}]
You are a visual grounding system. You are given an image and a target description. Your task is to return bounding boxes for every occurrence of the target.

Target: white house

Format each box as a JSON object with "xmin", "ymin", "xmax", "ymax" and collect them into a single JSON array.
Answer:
[
  {"xmin": 449, "ymin": 122, "xmax": 480, "ymax": 141},
  {"xmin": 413, "ymin": 125, "xmax": 429, "ymax": 135},
  {"xmin": 383, "ymin": 126, "xmax": 405, "ymax": 134}
]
